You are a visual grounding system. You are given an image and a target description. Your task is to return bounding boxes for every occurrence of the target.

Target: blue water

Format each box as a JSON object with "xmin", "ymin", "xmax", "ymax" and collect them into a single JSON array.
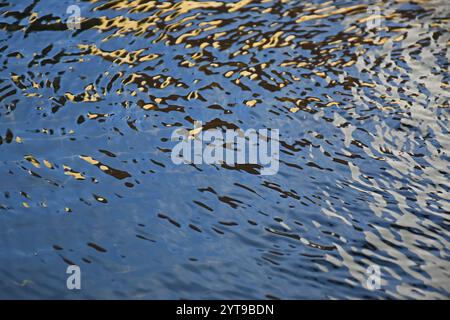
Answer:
[{"xmin": 0, "ymin": 0, "xmax": 449, "ymax": 299}]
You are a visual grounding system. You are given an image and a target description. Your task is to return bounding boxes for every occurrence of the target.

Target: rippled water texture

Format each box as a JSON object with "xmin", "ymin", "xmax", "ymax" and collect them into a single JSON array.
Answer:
[{"xmin": 0, "ymin": 0, "xmax": 449, "ymax": 299}]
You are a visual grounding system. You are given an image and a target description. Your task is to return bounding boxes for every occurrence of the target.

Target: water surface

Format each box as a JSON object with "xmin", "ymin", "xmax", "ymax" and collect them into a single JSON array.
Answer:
[{"xmin": 0, "ymin": 0, "xmax": 449, "ymax": 299}]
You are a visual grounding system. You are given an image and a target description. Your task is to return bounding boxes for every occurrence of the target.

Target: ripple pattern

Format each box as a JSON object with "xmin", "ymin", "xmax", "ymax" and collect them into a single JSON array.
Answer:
[{"xmin": 0, "ymin": 0, "xmax": 449, "ymax": 299}]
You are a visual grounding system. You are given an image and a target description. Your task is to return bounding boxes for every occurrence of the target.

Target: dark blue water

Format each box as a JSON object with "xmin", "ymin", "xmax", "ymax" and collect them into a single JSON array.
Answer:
[{"xmin": 0, "ymin": 0, "xmax": 449, "ymax": 299}]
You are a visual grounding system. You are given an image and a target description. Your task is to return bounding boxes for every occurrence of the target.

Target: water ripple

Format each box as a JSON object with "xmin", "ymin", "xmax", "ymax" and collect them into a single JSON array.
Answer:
[{"xmin": 0, "ymin": 0, "xmax": 449, "ymax": 299}]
